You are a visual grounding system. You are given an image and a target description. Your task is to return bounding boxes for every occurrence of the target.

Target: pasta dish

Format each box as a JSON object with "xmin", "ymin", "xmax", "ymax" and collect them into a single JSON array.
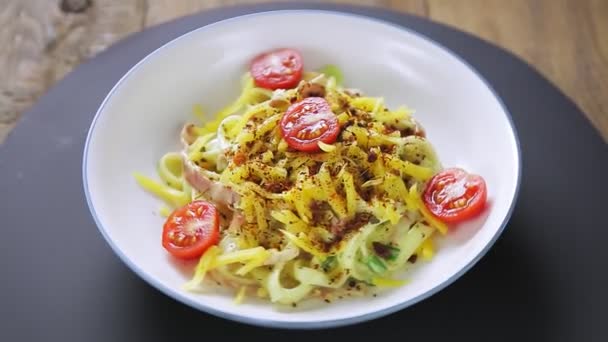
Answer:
[{"xmin": 134, "ymin": 48, "xmax": 488, "ymax": 306}]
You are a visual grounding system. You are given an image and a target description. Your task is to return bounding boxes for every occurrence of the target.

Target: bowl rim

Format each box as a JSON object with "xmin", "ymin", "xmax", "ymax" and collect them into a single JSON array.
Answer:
[{"xmin": 82, "ymin": 9, "xmax": 522, "ymax": 329}]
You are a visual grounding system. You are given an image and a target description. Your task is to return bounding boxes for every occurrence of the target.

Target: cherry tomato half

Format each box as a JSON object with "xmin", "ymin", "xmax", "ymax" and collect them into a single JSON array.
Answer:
[
  {"xmin": 162, "ymin": 200, "xmax": 220, "ymax": 260},
  {"xmin": 422, "ymin": 168, "xmax": 487, "ymax": 224},
  {"xmin": 279, "ymin": 97, "xmax": 340, "ymax": 152},
  {"xmin": 250, "ymin": 48, "xmax": 303, "ymax": 90}
]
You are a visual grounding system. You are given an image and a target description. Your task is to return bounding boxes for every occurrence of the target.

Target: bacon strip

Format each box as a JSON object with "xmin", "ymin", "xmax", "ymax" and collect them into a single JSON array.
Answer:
[{"xmin": 180, "ymin": 124, "xmax": 239, "ymax": 214}]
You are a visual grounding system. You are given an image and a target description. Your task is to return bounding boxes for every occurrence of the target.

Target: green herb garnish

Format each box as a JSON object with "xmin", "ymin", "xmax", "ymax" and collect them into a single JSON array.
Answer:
[
  {"xmin": 366, "ymin": 255, "xmax": 387, "ymax": 274},
  {"xmin": 318, "ymin": 64, "xmax": 344, "ymax": 85},
  {"xmin": 321, "ymin": 255, "xmax": 337, "ymax": 272}
]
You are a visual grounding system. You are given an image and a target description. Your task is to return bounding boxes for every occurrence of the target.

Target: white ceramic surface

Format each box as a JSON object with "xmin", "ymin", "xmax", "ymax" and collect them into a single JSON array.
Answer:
[{"xmin": 83, "ymin": 10, "xmax": 521, "ymax": 329}]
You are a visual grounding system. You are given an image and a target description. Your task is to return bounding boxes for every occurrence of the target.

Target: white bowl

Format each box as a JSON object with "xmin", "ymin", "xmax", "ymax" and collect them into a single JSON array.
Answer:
[{"xmin": 83, "ymin": 10, "xmax": 521, "ymax": 329}]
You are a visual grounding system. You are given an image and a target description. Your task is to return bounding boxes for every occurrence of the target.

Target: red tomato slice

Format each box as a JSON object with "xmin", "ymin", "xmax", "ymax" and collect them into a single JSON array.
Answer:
[
  {"xmin": 279, "ymin": 97, "xmax": 340, "ymax": 152},
  {"xmin": 162, "ymin": 200, "xmax": 220, "ymax": 260},
  {"xmin": 422, "ymin": 168, "xmax": 487, "ymax": 223},
  {"xmin": 250, "ymin": 48, "xmax": 303, "ymax": 90}
]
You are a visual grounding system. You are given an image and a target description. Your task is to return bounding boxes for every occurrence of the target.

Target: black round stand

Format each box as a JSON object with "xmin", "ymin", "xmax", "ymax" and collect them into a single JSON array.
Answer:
[{"xmin": 1, "ymin": 3, "xmax": 606, "ymax": 341}]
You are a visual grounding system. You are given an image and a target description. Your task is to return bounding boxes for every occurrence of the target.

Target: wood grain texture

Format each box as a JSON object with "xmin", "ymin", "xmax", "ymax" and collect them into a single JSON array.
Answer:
[
  {"xmin": 1, "ymin": 0, "xmax": 606, "ymax": 143},
  {"xmin": 428, "ymin": 0, "xmax": 608, "ymax": 142},
  {"xmin": 144, "ymin": 0, "xmax": 428, "ymax": 26},
  {"xmin": 0, "ymin": 0, "xmax": 145, "ymax": 142}
]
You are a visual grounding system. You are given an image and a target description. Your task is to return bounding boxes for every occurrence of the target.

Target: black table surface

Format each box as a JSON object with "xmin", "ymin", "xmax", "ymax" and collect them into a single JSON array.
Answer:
[{"xmin": 0, "ymin": 3, "xmax": 606, "ymax": 341}]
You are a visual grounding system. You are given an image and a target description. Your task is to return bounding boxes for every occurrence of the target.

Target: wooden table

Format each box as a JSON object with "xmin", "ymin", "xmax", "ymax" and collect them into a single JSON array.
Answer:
[{"xmin": 2, "ymin": 0, "xmax": 607, "ymax": 143}]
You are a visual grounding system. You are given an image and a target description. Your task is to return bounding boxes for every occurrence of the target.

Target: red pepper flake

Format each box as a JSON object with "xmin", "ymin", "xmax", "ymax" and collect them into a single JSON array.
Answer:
[
  {"xmin": 367, "ymin": 150, "xmax": 378, "ymax": 162},
  {"xmin": 372, "ymin": 242, "xmax": 392, "ymax": 259},
  {"xmin": 263, "ymin": 181, "xmax": 292, "ymax": 193},
  {"xmin": 408, "ymin": 254, "xmax": 418, "ymax": 263},
  {"xmin": 308, "ymin": 162, "xmax": 322, "ymax": 176},
  {"xmin": 233, "ymin": 152, "xmax": 247, "ymax": 166}
]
